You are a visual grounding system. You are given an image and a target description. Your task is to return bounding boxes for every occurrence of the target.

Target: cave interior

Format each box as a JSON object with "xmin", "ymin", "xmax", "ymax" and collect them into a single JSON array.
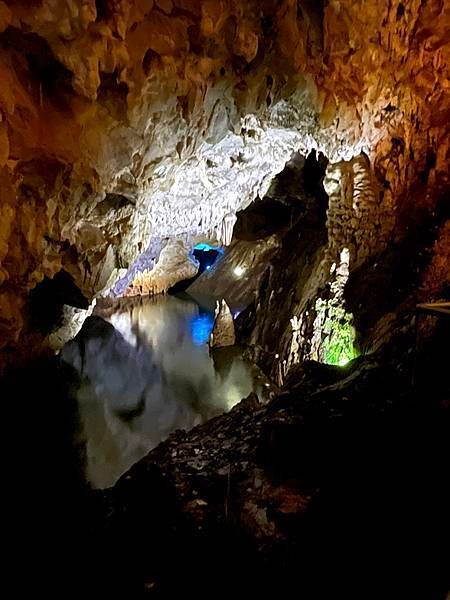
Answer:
[{"xmin": 0, "ymin": 0, "xmax": 449, "ymax": 597}]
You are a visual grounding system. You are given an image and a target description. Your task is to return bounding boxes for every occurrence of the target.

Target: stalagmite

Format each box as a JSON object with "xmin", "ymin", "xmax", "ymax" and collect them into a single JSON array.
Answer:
[{"xmin": 209, "ymin": 299, "xmax": 235, "ymax": 349}]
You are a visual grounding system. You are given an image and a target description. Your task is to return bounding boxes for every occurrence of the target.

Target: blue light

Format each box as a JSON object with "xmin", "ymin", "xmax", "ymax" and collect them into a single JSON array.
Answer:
[
  {"xmin": 190, "ymin": 313, "xmax": 214, "ymax": 346},
  {"xmin": 206, "ymin": 265, "xmax": 211, "ymax": 270},
  {"xmin": 193, "ymin": 243, "xmax": 224, "ymax": 254}
]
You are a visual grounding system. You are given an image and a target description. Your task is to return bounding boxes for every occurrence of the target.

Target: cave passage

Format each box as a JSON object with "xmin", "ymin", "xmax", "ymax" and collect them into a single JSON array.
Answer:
[
  {"xmin": 169, "ymin": 243, "xmax": 224, "ymax": 294},
  {"xmin": 58, "ymin": 151, "xmax": 334, "ymax": 488},
  {"xmin": 1, "ymin": 1, "xmax": 449, "ymax": 594},
  {"xmin": 192, "ymin": 243, "xmax": 224, "ymax": 273}
]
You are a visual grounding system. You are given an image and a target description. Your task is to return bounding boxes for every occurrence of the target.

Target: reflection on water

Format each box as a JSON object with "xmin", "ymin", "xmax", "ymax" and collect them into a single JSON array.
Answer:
[
  {"xmin": 61, "ymin": 294, "xmax": 260, "ymax": 489},
  {"xmin": 190, "ymin": 313, "xmax": 215, "ymax": 346}
]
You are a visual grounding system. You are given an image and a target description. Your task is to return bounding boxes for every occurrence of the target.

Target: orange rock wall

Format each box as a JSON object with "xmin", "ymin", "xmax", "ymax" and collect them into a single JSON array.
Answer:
[{"xmin": 0, "ymin": 0, "xmax": 448, "ymax": 359}]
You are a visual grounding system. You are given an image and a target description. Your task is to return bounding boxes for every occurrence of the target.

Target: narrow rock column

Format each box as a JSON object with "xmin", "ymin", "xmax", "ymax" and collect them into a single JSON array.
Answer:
[{"xmin": 209, "ymin": 299, "xmax": 235, "ymax": 348}]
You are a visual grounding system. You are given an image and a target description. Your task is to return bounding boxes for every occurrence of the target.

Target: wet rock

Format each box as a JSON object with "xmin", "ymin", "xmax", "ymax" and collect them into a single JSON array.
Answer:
[
  {"xmin": 102, "ymin": 355, "xmax": 450, "ymax": 596},
  {"xmin": 48, "ymin": 300, "xmax": 96, "ymax": 351},
  {"xmin": 209, "ymin": 299, "xmax": 235, "ymax": 348},
  {"xmin": 188, "ymin": 235, "xmax": 280, "ymax": 311}
]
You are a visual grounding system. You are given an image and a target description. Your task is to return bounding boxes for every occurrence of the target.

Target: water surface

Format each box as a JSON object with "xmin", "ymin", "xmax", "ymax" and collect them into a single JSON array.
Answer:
[{"xmin": 61, "ymin": 294, "xmax": 261, "ymax": 488}]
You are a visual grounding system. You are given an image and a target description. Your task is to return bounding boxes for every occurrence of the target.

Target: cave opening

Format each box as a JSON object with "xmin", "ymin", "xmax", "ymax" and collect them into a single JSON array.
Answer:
[
  {"xmin": 192, "ymin": 243, "xmax": 223, "ymax": 273},
  {"xmin": 167, "ymin": 243, "xmax": 224, "ymax": 294}
]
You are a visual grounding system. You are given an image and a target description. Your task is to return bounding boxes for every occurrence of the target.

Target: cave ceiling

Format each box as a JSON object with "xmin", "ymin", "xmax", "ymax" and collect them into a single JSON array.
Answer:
[{"xmin": 0, "ymin": 0, "xmax": 449, "ymax": 356}]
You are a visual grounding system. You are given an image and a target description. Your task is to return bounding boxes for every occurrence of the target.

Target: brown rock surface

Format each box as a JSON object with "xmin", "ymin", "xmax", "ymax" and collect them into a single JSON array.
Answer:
[
  {"xmin": 102, "ymin": 352, "xmax": 450, "ymax": 596},
  {"xmin": 209, "ymin": 298, "xmax": 235, "ymax": 348},
  {"xmin": 0, "ymin": 0, "xmax": 448, "ymax": 365}
]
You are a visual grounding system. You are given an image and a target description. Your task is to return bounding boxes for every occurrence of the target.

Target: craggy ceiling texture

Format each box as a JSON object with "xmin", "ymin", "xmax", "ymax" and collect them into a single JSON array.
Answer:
[{"xmin": 0, "ymin": 0, "xmax": 449, "ymax": 362}]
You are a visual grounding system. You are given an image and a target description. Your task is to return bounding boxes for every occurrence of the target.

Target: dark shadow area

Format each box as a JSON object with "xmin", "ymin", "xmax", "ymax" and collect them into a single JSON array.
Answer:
[
  {"xmin": 1, "ymin": 322, "xmax": 448, "ymax": 598},
  {"xmin": 169, "ymin": 245, "xmax": 223, "ymax": 294},
  {"xmin": 0, "ymin": 26, "xmax": 73, "ymax": 107},
  {"xmin": 101, "ymin": 335, "xmax": 449, "ymax": 598},
  {"xmin": 233, "ymin": 150, "xmax": 328, "ymax": 242},
  {"xmin": 346, "ymin": 188, "xmax": 450, "ymax": 352},
  {"xmin": 1, "ymin": 356, "xmax": 97, "ymax": 594},
  {"xmin": 95, "ymin": 192, "xmax": 135, "ymax": 216},
  {"xmin": 236, "ymin": 150, "xmax": 330, "ymax": 374},
  {"xmin": 97, "ymin": 70, "xmax": 130, "ymax": 120},
  {"xmin": 0, "ymin": 351, "xmax": 183, "ymax": 596},
  {"xmin": 28, "ymin": 269, "xmax": 89, "ymax": 335},
  {"xmin": 95, "ymin": 0, "xmax": 112, "ymax": 21}
]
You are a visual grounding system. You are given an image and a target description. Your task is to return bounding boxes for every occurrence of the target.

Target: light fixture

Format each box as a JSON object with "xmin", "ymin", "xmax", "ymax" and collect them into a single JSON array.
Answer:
[{"xmin": 233, "ymin": 266, "xmax": 245, "ymax": 278}]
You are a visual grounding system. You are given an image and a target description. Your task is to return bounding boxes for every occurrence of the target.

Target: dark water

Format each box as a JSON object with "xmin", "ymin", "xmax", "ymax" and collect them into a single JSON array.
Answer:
[{"xmin": 61, "ymin": 294, "xmax": 263, "ymax": 489}]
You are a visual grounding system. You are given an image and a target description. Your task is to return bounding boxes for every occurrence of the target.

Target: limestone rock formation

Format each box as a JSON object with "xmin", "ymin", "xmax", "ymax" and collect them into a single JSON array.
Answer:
[
  {"xmin": 188, "ymin": 235, "xmax": 280, "ymax": 310},
  {"xmin": 48, "ymin": 299, "xmax": 96, "ymax": 351},
  {"xmin": 209, "ymin": 299, "xmax": 235, "ymax": 348},
  {"xmin": 123, "ymin": 238, "xmax": 198, "ymax": 296},
  {"xmin": 0, "ymin": 0, "xmax": 448, "ymax": 369}
]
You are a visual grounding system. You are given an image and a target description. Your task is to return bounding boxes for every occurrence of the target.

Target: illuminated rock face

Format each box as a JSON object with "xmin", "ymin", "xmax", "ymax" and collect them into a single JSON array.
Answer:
[
  {"xmin": 188, "ymin": 234, "xmax": 279, "ymax": 310},
  {"xmin": 236, "ymin": 146, "xmax": 448, "ymax": 382},
  {"xmin": 0, "ymin": 0, "xmax": 448, "ymax": 363},
  {"xmin": 210, "ymin": 299, "xmax": 236, "ymax": 348},
  {"xmin": 123, "ymin": 238, "xmax": 198, "ymax": 296}
]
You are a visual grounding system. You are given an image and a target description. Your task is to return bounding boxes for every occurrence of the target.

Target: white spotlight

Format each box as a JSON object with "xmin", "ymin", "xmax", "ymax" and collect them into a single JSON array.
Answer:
[{"xmin": 233, "ymin": 266, "xmax": 245, "ymax": 278}]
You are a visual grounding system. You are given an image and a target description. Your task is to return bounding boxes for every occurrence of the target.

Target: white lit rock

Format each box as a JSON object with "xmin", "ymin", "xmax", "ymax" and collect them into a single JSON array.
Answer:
[
  {"xmin": 0, "ymin": 0, "xmax": 448, "ymax": 364},
  {"xmin": 48, "ymin": 300, "xmax": 97, "ymax": 351},
  {"xmin": 125, "ymin": 239, "xmax": 198, "ymax": 297}
]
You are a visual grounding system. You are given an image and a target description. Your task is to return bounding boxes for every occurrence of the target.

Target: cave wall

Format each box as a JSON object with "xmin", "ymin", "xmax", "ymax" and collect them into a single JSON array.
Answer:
[
  {"xmin": 186, "ymin": 153, "xmax": 309, "ymax": 309},
  {"xmin": 188, "ymin": 234, "xmax": 279, "ymax": 311},
  {"xmin": 239, "ymin": 147, "xmax": 449, "ymax": 383},
  {"xmin": 123, "ymin": 237, "xmax": 198, "ymax": 296},
  {"xmin": 0, "ymin": 0, "xmax": 449, "ymax": 365}
]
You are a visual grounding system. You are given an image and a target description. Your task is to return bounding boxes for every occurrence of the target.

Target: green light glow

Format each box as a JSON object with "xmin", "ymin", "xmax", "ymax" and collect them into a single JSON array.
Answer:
[
  {"xmin": 312, "ymin": 299, "xmax": 357, "ymax": 367},
  {"xmin": 322, "ymin": 307, "xmax": 357, "ymax": 366}
]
